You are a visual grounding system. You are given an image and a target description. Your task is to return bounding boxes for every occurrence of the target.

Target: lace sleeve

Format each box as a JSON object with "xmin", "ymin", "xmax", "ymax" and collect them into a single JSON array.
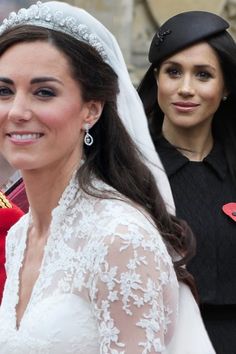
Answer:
[{"xmin": 89, "ymin": 214, "xmax": 179, "ymax": 354}]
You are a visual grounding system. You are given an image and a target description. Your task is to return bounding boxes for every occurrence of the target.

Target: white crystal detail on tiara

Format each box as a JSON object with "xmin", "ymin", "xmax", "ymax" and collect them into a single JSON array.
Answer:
[{"xmin": 0, "ymin": 1, "xmax": 108, "ymax": 62}]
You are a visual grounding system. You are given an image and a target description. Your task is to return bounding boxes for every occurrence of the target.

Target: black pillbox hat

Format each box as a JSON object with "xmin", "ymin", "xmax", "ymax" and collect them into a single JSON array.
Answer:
[{"xmin": 149, "ymin": 11, "xmax": 229, "ymax": 65}]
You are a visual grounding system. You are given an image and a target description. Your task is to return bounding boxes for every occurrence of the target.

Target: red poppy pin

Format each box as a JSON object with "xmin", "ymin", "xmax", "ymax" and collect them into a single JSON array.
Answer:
[{"xmin": 222, "ymin": 203, "xmax": 236, "ymax": 222}]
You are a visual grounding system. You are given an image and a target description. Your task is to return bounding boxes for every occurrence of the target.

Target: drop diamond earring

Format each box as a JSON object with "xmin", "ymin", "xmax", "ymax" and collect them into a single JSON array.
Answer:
[{"xmin": 84, "ymin": 124, "xmax": 93, "ymax": 146}]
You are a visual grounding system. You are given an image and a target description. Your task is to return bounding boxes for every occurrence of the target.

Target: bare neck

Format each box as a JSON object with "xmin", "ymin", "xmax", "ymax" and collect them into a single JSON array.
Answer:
[
  {"xmin": 22, "ymin": 165, "xmax": 77, "ymax": 236},
  {"xmin": 162, "ymin": 124, "xmax": 214, "ymax": 161}
]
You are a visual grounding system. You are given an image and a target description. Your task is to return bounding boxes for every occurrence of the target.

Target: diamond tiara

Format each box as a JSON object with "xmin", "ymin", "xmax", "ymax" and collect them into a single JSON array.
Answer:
[{"xmin": 0, "ymin": 1, "xmax": 108, "ymax": 62}]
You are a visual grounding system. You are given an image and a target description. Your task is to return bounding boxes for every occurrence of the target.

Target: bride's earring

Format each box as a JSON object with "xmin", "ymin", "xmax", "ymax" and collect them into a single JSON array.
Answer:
[{"xmin": 84, "ymin": 123, "xmax": 93, "ymax": 146}]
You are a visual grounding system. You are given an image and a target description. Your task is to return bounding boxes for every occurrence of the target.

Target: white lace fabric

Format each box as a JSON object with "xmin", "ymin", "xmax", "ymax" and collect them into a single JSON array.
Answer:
[{"xmin": 0, "ymin": 176, "xmax": 178, "ymax": 354}]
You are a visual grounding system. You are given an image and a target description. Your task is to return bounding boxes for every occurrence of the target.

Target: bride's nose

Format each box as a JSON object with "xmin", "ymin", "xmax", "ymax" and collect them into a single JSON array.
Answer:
[{"xmin": 8, "ymin": 94, "xmax": 32, "ymax": 122}]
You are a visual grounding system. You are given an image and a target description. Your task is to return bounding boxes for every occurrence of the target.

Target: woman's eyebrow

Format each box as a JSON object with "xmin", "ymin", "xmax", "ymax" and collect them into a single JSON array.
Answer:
[
  {"xmin": 194, "ymin": 64, "xmax": 216, "ymax": 71},
  {"xmin": 0, "ymin": 77, "xmax": 13, "ymax": 84},
  {"xmin": 30, "ymin": 77, "xmax": 63, "ymax": 85},
  {"xmin": 0, "ymin": 77, "xmax": 64, "ymax": 85}
]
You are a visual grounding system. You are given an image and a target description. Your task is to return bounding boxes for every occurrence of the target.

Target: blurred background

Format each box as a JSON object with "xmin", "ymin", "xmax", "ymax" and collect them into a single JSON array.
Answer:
[{"xmin": 1, "ymin": 0, "xmax": 235, "ymax": 85}]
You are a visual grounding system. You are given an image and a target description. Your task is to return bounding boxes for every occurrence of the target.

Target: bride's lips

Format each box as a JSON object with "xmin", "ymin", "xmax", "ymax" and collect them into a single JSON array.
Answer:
[{"xmin": 6, "ymin": 132, "xmax": 44, "ymax": 145}]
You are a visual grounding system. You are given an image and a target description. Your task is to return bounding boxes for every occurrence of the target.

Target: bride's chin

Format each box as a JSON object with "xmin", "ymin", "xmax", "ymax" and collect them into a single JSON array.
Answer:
[{"xmin": 6, "ymin": 159, "xmax": 35, "ymax": 171}]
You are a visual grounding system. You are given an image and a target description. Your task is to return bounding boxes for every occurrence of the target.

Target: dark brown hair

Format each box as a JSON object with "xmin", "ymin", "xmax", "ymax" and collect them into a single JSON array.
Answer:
[{"xmin": 0, "ymin": 25, "xmax": 197, "ymax": 297}]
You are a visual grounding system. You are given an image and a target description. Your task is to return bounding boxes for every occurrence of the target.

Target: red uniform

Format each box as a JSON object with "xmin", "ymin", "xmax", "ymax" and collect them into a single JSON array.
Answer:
[{"xmin": 0, "ymin": 192, "xmax": 24, "ymax": 302}]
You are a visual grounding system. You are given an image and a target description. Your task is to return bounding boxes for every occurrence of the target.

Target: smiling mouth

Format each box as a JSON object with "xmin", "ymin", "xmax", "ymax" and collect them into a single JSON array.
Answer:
[
  {"xmin": 7, "ymin": 133, "xmax": 43, "ymax": 141},
  {"xmin": 6, "ymin": 133, "xmax": 44, "ymax": 144}
]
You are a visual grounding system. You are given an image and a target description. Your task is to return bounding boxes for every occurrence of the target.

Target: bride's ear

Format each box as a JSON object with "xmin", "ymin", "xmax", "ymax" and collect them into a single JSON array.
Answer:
[{"xmin": 84, "ymin": 100, "xmax": 104, "ymax": 127}]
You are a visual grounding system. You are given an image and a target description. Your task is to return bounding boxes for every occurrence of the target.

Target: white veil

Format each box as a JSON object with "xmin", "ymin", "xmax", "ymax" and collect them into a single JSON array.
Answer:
[{"xmin": 71, "ymin": 4, "xmax": 176, "ymax": 214}]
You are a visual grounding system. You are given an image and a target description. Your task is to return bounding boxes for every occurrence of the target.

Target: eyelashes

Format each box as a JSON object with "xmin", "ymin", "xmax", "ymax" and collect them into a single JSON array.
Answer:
[
  {"xmin": 34, "ymin": 88, "xmax": 56, "ymax": 97},
  {"xmin": 164, "ymin": 67, "xmax": 213, "ymax": 81},
  {"xmin": 0, "ymin": 86, "xmax": 57, "ymax": 100},
  {"xmin": 0, "ymin": 86, "xmax": 13, "ymax": 97}
]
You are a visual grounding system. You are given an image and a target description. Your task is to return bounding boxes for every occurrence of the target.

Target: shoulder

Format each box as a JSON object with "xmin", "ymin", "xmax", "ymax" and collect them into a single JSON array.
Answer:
[
  {"xmin": 81, "ymin": 182, "xmax": 168, "ymax": 246},
  {"xmin": 92, "ymin": 195, "xmax": 156, "ymax": 233},
  {"xmin": 78, "ymin": 181, "xmax": 173, "ymax": 265},
  {"xmin": 87, "ymin": 196, "xmax": 173, "ymax": 268}
]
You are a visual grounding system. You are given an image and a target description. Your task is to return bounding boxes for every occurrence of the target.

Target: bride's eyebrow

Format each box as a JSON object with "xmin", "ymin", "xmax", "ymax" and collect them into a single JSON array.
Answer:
[
  {"xmin": 30, "ymin": 77, "xmax": 63, "ymax": 85},
  {"xmin": 0, "ymin": 77, "xmax": 64, "ymax": 85},
  {"xmin": 0, "ymin": 77, "xmax": 13, "ymax": 84}
]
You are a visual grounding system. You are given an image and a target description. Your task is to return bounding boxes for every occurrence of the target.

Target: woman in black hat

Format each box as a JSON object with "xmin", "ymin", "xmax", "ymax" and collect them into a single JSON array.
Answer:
[{"xmin": 138, "ymin": 10, "xmax": 236, "ymax": 354}]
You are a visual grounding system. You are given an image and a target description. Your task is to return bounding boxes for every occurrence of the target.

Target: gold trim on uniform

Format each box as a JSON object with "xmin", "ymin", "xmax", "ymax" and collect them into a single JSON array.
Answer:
[{"xmin": 0, "ymin": 192, "xmax": 12, "ymax": 208}]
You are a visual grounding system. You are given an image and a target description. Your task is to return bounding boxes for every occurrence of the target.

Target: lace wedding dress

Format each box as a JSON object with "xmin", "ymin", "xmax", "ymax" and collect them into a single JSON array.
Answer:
[{"xmin": 0, "ymin": 176, "xmax": 215, "ymax": 353}]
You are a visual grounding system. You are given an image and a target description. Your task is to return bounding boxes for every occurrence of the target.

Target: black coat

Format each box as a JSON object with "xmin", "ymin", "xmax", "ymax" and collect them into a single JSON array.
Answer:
[{"xmin": 155, "ymin": 135, "xmax": 236, "ymax": 354}]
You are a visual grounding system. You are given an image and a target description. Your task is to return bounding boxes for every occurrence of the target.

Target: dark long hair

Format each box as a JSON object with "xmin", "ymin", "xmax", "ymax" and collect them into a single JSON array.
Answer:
[
  {"xmin": 0, "ymin": 25, "xmax": 197, "ymax": 297},
  {"xmin": 138, "ymin": 31, "xmax": 236, "ymax": 184}
]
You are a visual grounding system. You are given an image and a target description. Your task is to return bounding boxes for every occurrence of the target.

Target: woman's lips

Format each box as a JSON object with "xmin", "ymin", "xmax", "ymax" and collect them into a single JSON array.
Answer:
[
  {"xmin": 172, "ymin": 101, "xmax": 200, "ymax": 112},
  {"xmin": 7, "ymin": 132, "xmax": 44, "ymax": 145}
]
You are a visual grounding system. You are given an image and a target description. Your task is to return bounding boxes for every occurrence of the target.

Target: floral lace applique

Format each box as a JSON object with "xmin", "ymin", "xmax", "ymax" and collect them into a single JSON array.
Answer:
[{"xmin": 0, "ymin": 176, "xmax": 178, "ymax": 353}]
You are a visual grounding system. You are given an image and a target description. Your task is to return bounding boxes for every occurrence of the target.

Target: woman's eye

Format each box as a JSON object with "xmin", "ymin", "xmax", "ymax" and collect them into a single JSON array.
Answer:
[
  {"xmin": 166, "ymin": 68, "xmax": 181, "ymax": 77},
  {"xmin": 197, "ymin": 71, "xmax": 212, "ymax": 80},
  {"xmin": 35, "ymin": 88, "xmax": 56, "ymax": 97},
  {"xmin": 0, "ymin": 87, "xmax": 13, "ymax": 96}
]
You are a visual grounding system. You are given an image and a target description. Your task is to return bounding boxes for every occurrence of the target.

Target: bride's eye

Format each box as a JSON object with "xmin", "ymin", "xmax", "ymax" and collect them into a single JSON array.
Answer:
[
  {"xmin": 35, "ymin": 88, "xmax": 56, "ymax": 98},
  {"xmin": 0, "ymin": 86, "xmax": 13, "ymax": 97}
]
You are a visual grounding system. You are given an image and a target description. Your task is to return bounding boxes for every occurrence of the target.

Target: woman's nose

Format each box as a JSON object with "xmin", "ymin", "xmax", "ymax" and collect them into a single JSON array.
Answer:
[
  {"xmin": 8, "ymin": 95, "xmax": 32, "ymax": 122},
  {"xmin": 178, "ymin": 75, "xmax": 195, "ymax": 97}
]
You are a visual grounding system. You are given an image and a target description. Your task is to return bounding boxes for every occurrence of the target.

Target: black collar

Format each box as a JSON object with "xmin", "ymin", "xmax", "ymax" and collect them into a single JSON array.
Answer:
[{"xmin": 154, "ymin": 135, "xmax": 227, "ymax": 180}]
